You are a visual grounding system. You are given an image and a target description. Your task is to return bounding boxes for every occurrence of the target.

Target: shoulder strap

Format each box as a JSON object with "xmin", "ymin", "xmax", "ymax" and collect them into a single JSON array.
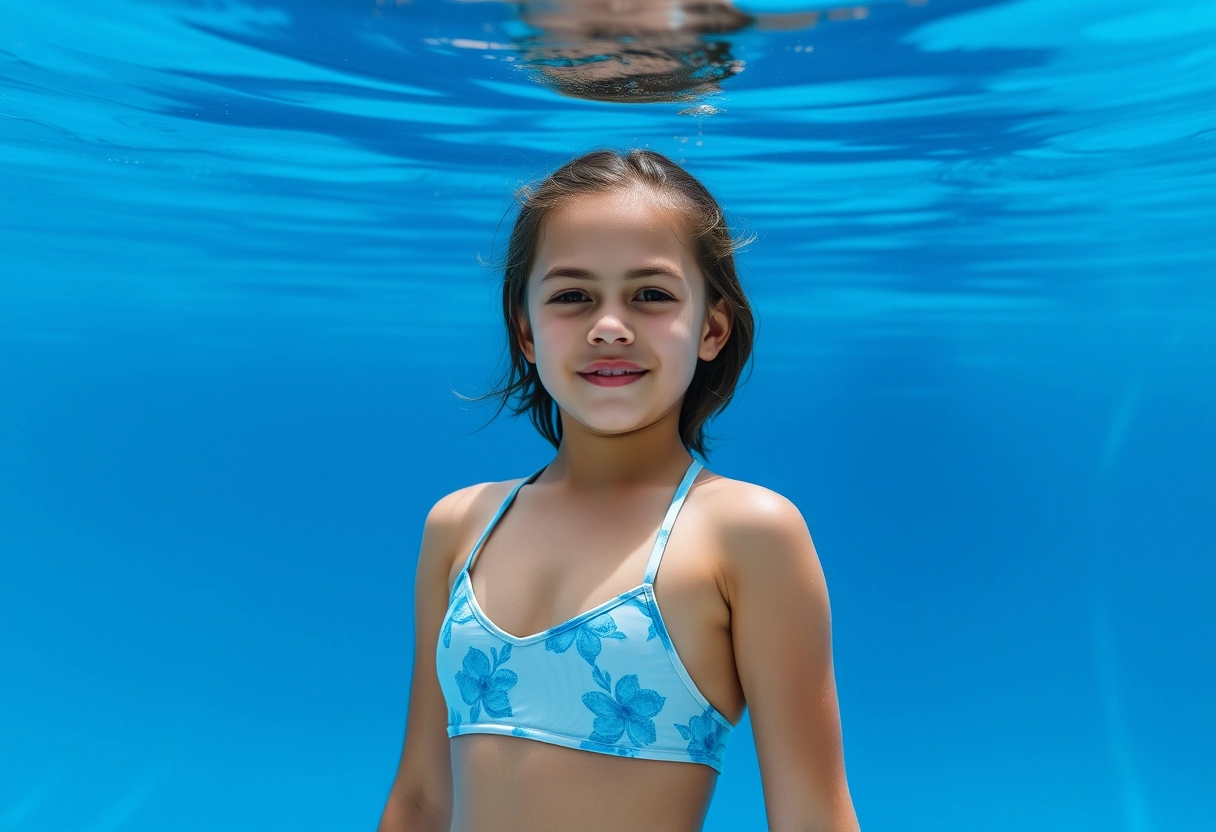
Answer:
[
  {"xmin": 461, "ymin": 466, "xmax": 547, "ymax": 575},
  {"xmin": 642, "ymin": 459, "xmax": 704, "ymax": 585}
]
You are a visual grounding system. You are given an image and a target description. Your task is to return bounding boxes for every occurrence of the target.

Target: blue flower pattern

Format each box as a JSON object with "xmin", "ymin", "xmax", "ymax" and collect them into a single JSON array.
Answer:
[
  {"xmin": 440, "ymin": 537, "xmax": 733, "ymax": 769},
  {"xmin": 628, "ymin": 596, "xmax": 669, "ymax": 647},
  {"xmin": 454, "ymin": 644, "xmax": 517, "ymax": 722},
  {"xmin": 582, "ymin": 674, "xmax": 666, "ymax": 747},
  {"xmin": 675, "ymin": 707, "xmax": 727, "ymax": 764},
  {"xmin": 441, "ymin": 596, "xmax": 475, "ymax": 648},
  {"xmin": 544, "ymin": 612, "xmax": 626, "ymax": 666}
]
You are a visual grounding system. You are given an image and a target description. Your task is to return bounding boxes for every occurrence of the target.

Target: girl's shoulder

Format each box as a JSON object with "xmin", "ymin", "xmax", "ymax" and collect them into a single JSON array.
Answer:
[
  {"xmin": 697, "ymin": 471, "xmax": 809, "ymax": 530},
  {"xmin": 425, "ymin": 476, "xmax": 523, "ymax": 530},
  {"xmin": 426, "ymin": 470, "xmax": 813, "ymax": 551},
  {"xmin": 694, "ymin": 471, "xmax": 818, "ymax": 573},
  {"xmin": 419, "ymin": 476, "xmax": 529, "ymax": 579}
]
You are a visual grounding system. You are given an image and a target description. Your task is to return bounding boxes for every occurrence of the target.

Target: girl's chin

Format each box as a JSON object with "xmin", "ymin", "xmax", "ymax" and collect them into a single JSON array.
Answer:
[
  {"xmin": 558, "ymin": 407, "xmax": 671, "ymax": 437},
  {"xmin": 572, "ymin": 419, "xmax": 650, "ymax": 435}
]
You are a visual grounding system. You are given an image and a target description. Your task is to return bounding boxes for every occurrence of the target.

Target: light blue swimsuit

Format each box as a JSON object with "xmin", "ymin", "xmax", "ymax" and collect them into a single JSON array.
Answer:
[{"xmin": 436, "ymin": 459, "xmax": 735, "ymax": 771}]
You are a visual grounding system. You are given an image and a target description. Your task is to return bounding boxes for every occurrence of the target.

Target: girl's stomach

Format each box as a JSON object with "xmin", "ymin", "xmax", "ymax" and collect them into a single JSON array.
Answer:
[{"xmin": 450, "ymin": 733, "xmax": 719, "ymax": 832}]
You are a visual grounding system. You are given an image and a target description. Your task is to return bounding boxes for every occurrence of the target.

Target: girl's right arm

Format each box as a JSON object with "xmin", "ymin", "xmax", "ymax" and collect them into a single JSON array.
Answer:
[{"xmin": 377, "ymin": 490, "xmax": 472, "ymax": 832}]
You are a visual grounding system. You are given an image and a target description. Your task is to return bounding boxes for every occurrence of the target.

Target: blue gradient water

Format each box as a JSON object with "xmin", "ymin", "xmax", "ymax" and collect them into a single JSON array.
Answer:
[{"xmin": 2, "ymin": 0, "xmax": 1213, "ymax": 829}]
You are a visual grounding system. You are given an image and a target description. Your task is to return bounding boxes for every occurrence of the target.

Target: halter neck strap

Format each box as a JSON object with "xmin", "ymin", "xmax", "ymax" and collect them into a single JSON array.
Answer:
[
  {"xmin": 460, "ymin": 466, "xmax": 546, "ymax": 578},
  {"xmin": 642, "ymin": 459, "xmax": 704, "ymax": 585}
]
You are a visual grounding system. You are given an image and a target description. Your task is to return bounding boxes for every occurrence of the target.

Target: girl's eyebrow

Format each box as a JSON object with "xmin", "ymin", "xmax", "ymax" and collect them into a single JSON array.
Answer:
[{"xmin": 541, "ymin": 265, "xmax": 686, "ymax": 282}]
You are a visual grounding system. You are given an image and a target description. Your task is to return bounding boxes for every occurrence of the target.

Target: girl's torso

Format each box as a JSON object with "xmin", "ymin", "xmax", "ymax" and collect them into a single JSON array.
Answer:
[{"xmin": 439, "ymin": 462, "xmax": 746, "ymax": 832}]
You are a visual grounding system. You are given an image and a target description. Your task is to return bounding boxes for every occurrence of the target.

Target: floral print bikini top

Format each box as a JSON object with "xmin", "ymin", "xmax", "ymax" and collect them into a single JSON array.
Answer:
[{"xmin": 435, "ymin": 459, "xmax": 735, "ymax": 771}]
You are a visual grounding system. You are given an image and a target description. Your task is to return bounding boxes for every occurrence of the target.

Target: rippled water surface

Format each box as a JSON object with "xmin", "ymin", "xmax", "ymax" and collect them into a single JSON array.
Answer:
[{"xmin": 2, "ymin": 0, "xmax": 1213, "ymax": 829}]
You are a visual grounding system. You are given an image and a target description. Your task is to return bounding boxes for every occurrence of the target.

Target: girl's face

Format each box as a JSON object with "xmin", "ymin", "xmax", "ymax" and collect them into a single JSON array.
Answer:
[{"xmin": 518, "ymin": 187, "xmax": 731, "ymax": 439}]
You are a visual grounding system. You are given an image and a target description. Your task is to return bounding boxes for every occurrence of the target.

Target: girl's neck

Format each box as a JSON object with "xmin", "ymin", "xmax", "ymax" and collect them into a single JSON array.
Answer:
[{"xmin": 545, "ymin": 406, "xmax": 694, "ymax": 489}]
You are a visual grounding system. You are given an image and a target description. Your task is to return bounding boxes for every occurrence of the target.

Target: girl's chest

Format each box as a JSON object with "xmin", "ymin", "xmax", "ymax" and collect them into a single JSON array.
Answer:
[{"xmin": 455, "ymin": 494, "xmax": 745, "ymax": 723}]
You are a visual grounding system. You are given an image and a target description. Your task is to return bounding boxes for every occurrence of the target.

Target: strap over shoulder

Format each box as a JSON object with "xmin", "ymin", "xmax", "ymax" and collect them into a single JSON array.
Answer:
[
  {"xmin": 642, "ymin": 459, "xmax": 704, "ymax": 585},
  {"xmin": 460, "ymin": 466, "xmax": 547, "ymax": 577}
]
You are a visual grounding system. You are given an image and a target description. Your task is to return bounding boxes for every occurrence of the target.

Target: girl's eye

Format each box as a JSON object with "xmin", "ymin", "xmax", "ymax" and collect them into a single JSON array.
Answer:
[{"xmin": 548, "ymin": 288, "xmax": 674, "ymax": 304}]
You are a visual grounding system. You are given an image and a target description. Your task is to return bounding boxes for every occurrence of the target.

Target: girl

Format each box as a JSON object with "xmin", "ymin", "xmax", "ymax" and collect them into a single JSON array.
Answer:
[{"xmin": 378, "ymin": 150, "xmax": 859, "ymax": 832}]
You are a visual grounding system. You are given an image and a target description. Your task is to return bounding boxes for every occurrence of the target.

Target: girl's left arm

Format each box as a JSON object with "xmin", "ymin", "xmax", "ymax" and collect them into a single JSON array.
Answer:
[{"xmin": 718, "ymin": 486, "xmax": 861, "ymax": 832}]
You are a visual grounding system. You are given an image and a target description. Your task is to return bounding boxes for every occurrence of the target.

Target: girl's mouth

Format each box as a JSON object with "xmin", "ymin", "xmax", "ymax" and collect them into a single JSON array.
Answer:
[{"xmin": 578, "ymin": 369, "xmax": 648, "ymax": 387}]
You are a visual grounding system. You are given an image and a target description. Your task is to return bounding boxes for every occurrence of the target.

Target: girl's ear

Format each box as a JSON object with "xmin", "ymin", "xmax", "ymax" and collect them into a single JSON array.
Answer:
[
  {"xmin": 517, "ymin": 312, "xmax": 537, "ymax": 364},
  {"xmin": 698, "ymin": 299, "xmax": 733, "ymax": 362}
]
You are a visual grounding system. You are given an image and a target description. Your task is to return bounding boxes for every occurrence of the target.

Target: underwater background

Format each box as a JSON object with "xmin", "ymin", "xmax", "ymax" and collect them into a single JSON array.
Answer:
[{"xmin": 1, "ymin": 0, "xmax": 1213, "ymax": 829}]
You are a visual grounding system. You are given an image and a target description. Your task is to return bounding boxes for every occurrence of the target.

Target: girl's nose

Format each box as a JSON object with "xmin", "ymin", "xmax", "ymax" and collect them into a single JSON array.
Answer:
[{"xmin": 588, "ymin": 313, "xmax": 633, "ymax": 345}]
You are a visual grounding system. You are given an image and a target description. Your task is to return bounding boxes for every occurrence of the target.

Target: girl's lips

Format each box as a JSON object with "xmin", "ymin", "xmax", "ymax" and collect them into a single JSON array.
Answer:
[{"xmin": 578, "ymin": 369, "xmax": 648, "ymax": 387}]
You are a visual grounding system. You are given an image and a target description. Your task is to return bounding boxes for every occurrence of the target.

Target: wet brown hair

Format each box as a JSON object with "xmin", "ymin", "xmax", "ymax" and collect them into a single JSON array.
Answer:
[
  {"xmin": 515, "ymin": 0, "xmax": 753, "ymax": 104},
  {"xmin": 482, "ymin": 148, "xmax": 755, "ymax": 457},
  {"xmin": 521, "ymin": 37, "xmax": 747, "ymax": 104}
]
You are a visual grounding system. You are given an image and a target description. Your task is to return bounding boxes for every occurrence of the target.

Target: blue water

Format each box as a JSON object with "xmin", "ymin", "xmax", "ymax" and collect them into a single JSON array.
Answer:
[{"xmin": 2, "ymin": 0, "xmax": 1213, "ymax": 829}]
